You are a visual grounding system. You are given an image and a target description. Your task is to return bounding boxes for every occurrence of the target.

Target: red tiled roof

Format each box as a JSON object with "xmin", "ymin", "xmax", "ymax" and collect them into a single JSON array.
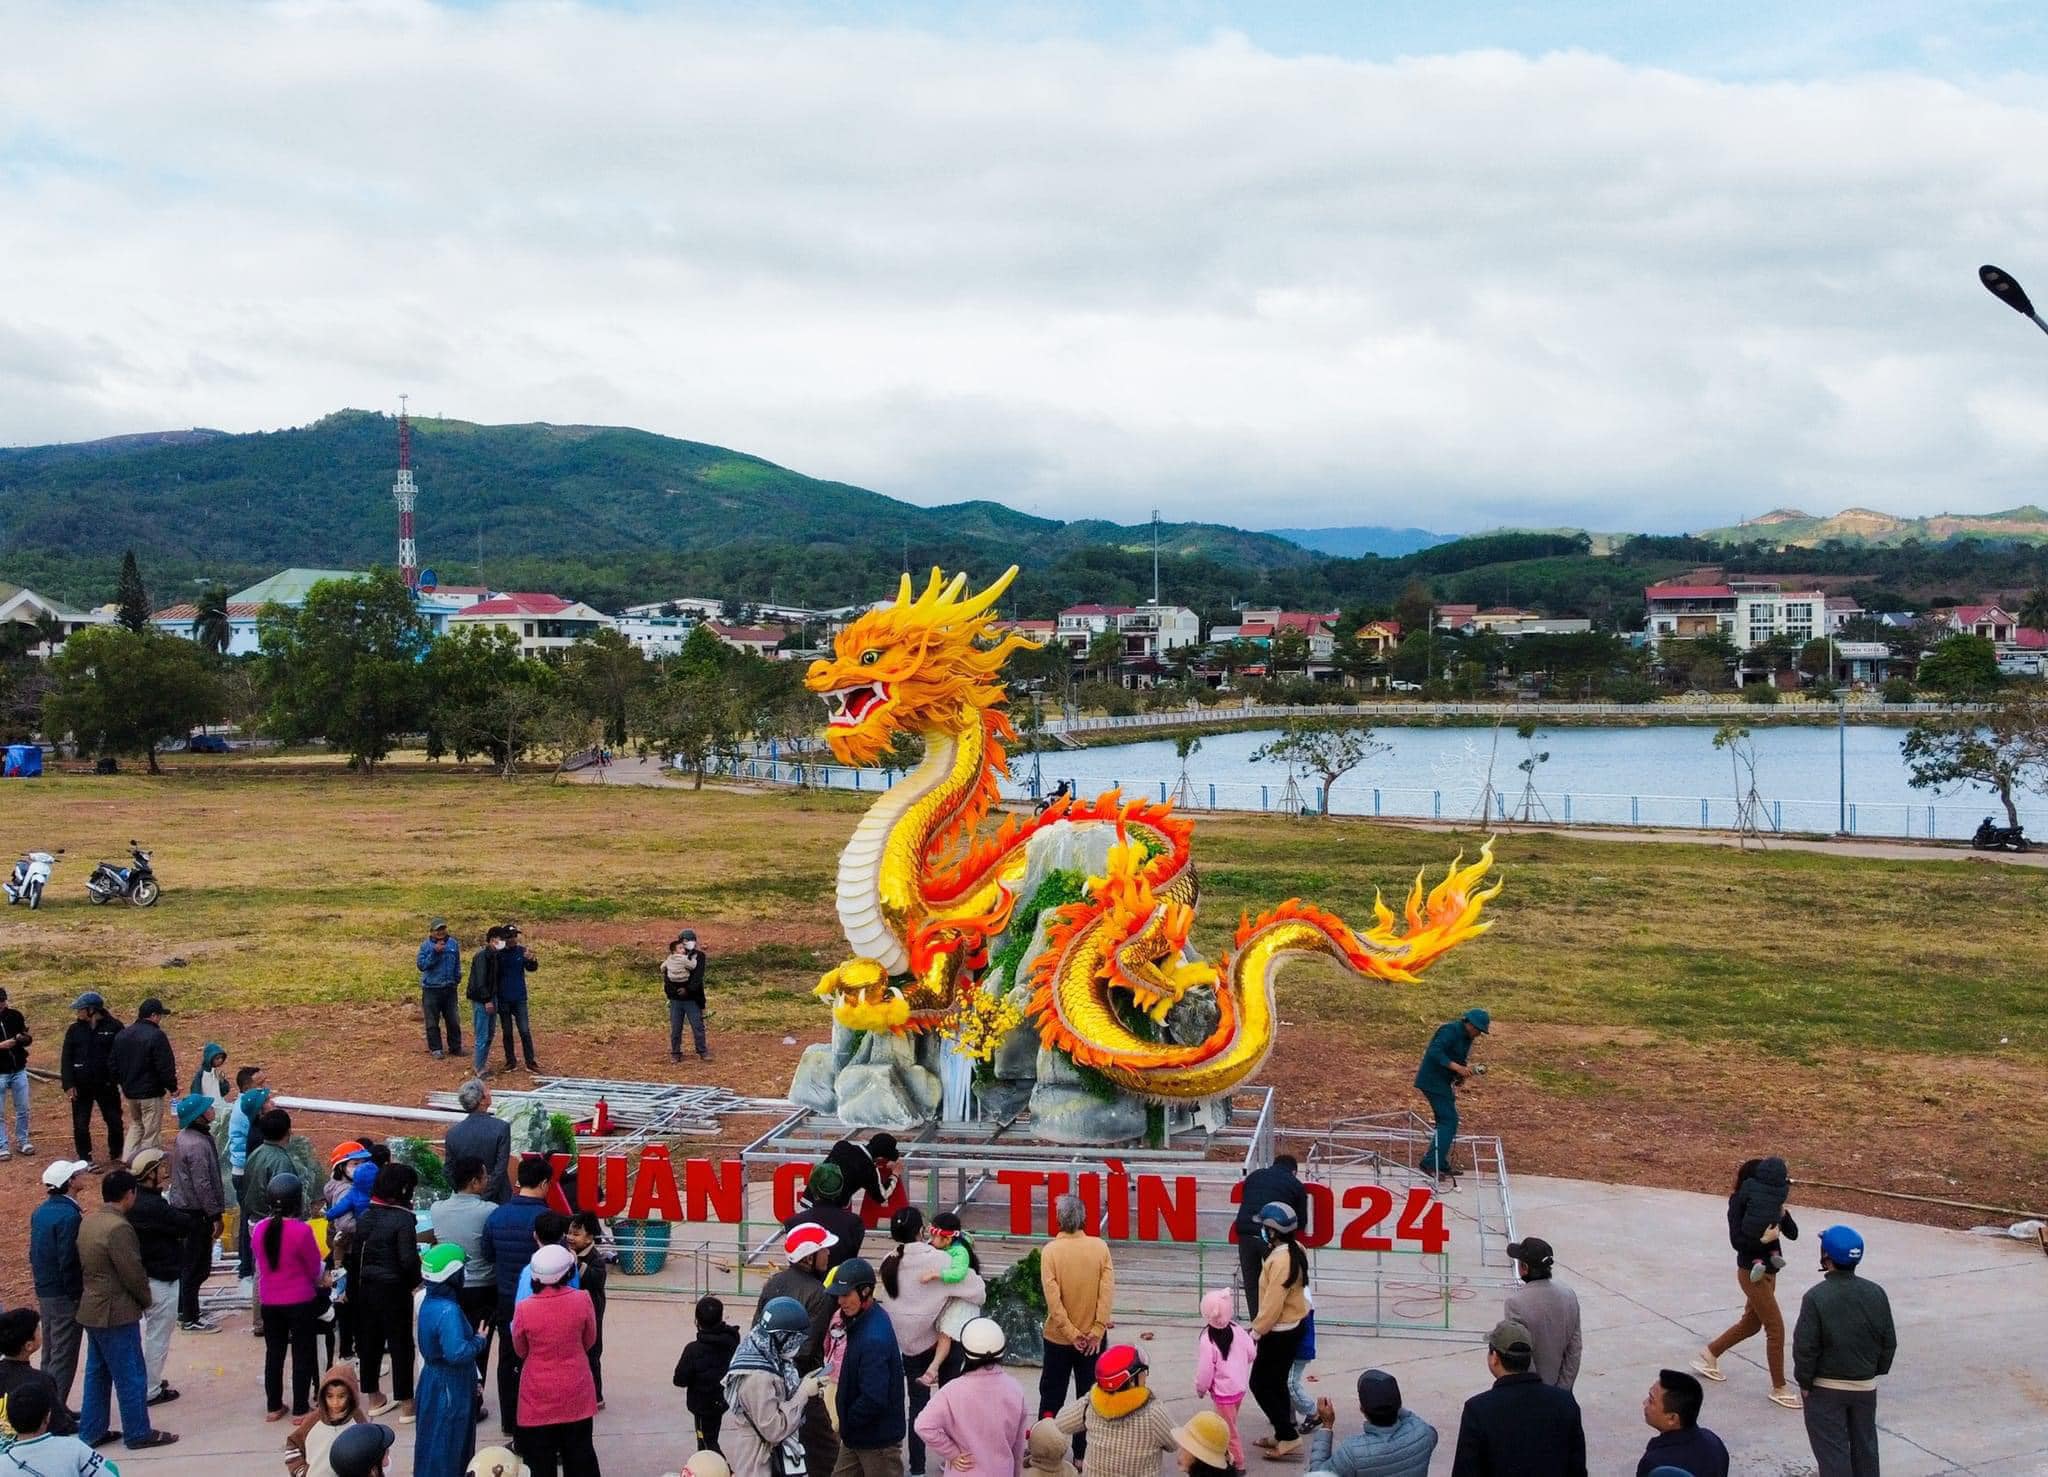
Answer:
[
  {"xmin": 708, "ymin": 623, "xmax": 784, "ymax": 643},
  {"xmin": 1645, "ymin": 585, "xmax": 1734, "ymax": 600},
  {"xmin": 1948, "ymin": 605, "xmax": 2013, "ymax": 625},
  {"xmin": 457, "ymin": 593, "xmax": 574, "ymax": 617},
  {"xmin": 1060, "ymin": 604, "xmax": 1136, "ymax": 617},
  {"xmin": 152, "ymin": 602, "xmax": 264, "ymax": 621},
  {"xmin": 2012, "ymin": 627, "xmax": 2048, "ymax": 650}
]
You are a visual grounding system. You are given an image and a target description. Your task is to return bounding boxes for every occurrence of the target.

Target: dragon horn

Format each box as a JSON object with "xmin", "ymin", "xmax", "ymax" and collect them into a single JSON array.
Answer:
[
  {"xmin": 953, "ymin": 566, "xmax": 1019, "ymax": 622},
  {"xmin": 896, "ymin": 571, "xmax": 916, "ymax": 608}
]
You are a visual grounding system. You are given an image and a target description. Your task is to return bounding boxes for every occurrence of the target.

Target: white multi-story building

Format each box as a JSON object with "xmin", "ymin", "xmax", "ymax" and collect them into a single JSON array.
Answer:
[
  {"xmin": 1645, "ymin": 581, "xmax": 1846, "ymax": 649},
  {"xmin": 1116, "ymin": 604, "xmax": 1200, "ymax": 658},
  {"xmin": 1056, "ymin": 604, "xmax": 1135, "ymax": 653},
  {"xmin": 614, "ymin": 613, "xmax": 695, "ymax": 657},
  {"xmin": 449, "ymin": 593, "xmax": 610, "ymax": 656}
]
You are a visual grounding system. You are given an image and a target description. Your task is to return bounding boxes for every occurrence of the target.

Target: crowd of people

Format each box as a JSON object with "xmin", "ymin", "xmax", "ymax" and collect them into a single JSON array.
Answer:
[{"xmin": 0, "ymin": 993, "xmax": 1903, "ymax": 1477}]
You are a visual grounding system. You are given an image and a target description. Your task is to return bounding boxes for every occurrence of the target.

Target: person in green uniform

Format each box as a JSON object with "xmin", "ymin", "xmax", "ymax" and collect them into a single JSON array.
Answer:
[{"xmin": 1414, "ymin": 1009, "xmax": 1488, "ymax": 1186}]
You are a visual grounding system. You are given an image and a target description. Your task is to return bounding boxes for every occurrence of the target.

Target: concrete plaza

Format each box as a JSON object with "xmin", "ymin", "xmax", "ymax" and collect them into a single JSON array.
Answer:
[{"xmin": 112, "ymin": 1170, "xmax": 2046, "ymax": 1476}]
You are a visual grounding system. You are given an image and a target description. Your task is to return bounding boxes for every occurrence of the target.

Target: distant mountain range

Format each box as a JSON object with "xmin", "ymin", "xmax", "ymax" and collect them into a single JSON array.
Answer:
[
  {"xmin": 1262, "ymin": 524, "xmax": 1455, "ymax": 558},
  {"xmin": 1694, "ymin": 505, "xmax": 2048, "ymax": 547},
  {"xmin": 0, "ymin": 410, "xmax": 1314, "ymax": 604}
]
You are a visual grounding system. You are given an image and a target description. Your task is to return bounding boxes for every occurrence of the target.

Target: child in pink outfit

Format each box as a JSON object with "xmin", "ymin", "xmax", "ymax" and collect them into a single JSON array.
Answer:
[{"xmin": 1193, "ymin": 1288, "xmax": 1255, "ymax": 1467}]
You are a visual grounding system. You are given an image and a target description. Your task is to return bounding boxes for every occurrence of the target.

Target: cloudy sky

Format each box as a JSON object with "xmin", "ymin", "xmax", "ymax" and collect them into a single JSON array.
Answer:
[{"xmin": 4, "ymin": 1, "xmax": 2048, "ymax": 535}]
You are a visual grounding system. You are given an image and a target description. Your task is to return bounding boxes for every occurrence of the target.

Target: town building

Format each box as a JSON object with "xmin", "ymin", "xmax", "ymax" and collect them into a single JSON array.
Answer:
[
  {"xmin": 705, "ymin": 622, "xmax": 787, "ymax": 657},
  {"xmin": 1644, "ymin": 580, "xmax": 1849, "ymax": 649},
  {"xmin": 450, "ymin": 593, "xmax": 610, "ymax": 656},
  {"xmin": 150, "ymin": 568, "xmax": 368, "ymax": 657},
  {"xmin": 0, "ymin": 584, "xmax": 114, "ymax": 656},
  {"xmin": 1056, "ymin": 603, "xmax": 1135, "ymax": 653},
  {"xmin": 1938, "ymin": 605, "xmax": 2017, "ymax": 643},
  {"xmin": 1115, "ymin": 604, "xmax": 1201, "ymax": 660},
  {"xmin": 615, "ymin": 613, "xmax": 696, "ymax": 657}
]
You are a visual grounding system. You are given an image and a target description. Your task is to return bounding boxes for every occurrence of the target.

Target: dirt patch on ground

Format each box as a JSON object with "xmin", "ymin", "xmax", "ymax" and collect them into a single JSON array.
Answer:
[{"xmin": 1260, "ymin": 1022, "xmax": 2048, "ymax": 1236}]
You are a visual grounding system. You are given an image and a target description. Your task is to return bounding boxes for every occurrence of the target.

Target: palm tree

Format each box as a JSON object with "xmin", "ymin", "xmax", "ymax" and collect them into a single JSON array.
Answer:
[
  {"xmin": 2018, "ymin": 586, "xmax": 2048, "ymax": 633},
  {"xmin": 192, "ymin": 586, "xmax": 233, "ymax": 656}
]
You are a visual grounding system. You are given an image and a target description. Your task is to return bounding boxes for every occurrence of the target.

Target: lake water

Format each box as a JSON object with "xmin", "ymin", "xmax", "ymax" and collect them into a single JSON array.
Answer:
[{"xmin": 986, "ymin": 723, "xmax": 2040, "ymax": 840}]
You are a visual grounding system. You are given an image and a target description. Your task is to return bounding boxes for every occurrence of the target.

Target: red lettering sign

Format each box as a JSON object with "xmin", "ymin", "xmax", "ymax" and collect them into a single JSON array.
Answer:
[{"xmin": 539, "ymin": 1153, "xmax": 1445, "ymax": 1251}]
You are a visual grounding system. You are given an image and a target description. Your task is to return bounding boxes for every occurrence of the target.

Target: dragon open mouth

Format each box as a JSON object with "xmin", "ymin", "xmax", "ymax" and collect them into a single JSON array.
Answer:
[{"xmin": 823, "ymin": 681, "xmax": 891, "ymax": 727}]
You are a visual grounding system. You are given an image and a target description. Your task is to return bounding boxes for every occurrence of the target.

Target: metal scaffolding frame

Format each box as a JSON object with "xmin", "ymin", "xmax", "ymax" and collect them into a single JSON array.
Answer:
[{"xmin": 731, "ymin": 1092, "xmax": 1518, "ymax": 1340}]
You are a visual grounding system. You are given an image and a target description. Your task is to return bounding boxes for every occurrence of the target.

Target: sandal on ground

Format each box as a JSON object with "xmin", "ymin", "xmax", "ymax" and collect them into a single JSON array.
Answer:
[
  {"xmin": 129, "ymin": 1431, "xmax": 180, "ymax": 1447},
  {"xmin": 1770, "ymin": 1386, "xmax": 1803, "ymax": 1410},
  {"xmin": 1690, "ymin": 1350, "xmax": 1725, "ymax": 1382},
  {"xmin": 266, "ymin": 1408, "xmax": 288, "ymax": 1423}
]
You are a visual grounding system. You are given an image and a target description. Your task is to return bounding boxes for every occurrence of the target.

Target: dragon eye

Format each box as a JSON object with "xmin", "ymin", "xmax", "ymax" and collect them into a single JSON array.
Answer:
[{"xmin": 860, "ymin": 649, "xmax": 882, "ymax": 666}]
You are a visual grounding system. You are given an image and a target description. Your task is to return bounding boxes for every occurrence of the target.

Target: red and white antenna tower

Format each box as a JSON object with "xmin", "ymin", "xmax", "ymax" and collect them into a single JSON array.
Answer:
[{"xmin": 393, "ymin": 394, "xmax": 418, "ymax": 590}]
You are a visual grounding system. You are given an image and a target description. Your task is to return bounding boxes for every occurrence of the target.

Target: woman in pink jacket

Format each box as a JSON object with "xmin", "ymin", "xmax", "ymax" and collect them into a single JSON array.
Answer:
[
  {"xmin": 510, "ymin": 1244, "xmax": 599, "ymax": 1477},
  {"xmin": 1192, "ymin": 1290, "xmax": 1254, "ymax": 1469},
  {"xmin": 912, "ymin": 1318, "xmax": 1031, "ymax": 1477},
  {"xmin": 253, "ymin": 1172, "xmax": 328, "ymax": 1422}
]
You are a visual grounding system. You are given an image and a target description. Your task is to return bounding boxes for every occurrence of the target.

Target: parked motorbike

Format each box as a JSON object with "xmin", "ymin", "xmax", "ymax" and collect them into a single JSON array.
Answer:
[
  {"xmin": 1971, "ymin": 817, "xmax": 2031, "ymax": 852},
  {"xmin": 4, "ymin": 850, "xmax": 61, "ymax": 909},
  {"xmin": 85, "ymin": 841, "xmax": 160, "ymax": 907}
]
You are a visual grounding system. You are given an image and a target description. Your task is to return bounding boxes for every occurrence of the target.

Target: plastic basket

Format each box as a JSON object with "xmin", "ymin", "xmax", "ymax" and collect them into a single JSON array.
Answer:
[{"xmin": 612, "ymin": 1220, "xmax": 671, "ymax": 1277}]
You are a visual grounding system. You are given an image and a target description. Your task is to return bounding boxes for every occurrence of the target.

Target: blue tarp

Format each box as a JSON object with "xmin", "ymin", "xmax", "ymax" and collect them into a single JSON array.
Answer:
[{"xmin": 2, "ymin": 745, "xmax": 43, "ymax": 777}]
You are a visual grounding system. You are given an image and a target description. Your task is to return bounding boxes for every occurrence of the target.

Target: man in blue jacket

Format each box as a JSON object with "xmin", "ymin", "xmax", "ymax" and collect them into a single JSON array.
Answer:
[
  {"xmin": 825, "ymin": 1257, "xmax": 904, "ymax": 1477},
  {"xmin": 1415, "ymin": 1009, "xmax": 1488, "ymax": 1187},
  {"xmin": 481, "ymin": 1156, "xmax": 553, "ymax": 1442},
  {"xmin": 30, "ymin": 1159, "xmax": 90, "ymax": 1407},
  {"xmin": 416, "ymin": 918, "xmax": 464, "ymax": 1060},
  {"xmin": 493, "ymin": 924, "xmax": 539, "ymax": 1074}
]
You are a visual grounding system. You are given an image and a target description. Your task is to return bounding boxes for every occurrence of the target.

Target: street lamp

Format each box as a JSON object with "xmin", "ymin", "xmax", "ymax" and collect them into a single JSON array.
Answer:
[{"xmin": 1979, "ymin": 264, "xmax": 2048, "ymax": 337}]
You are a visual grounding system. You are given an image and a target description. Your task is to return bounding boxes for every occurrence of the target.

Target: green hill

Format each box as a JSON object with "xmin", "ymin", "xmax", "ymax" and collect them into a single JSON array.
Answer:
[
  {"xmin": 1694, "ymin": 505, "xmax": 2048, "ymax": 547},
  {"xmin": 0, "ymin": 409, "xmax": 1311, "ymax": 608}
]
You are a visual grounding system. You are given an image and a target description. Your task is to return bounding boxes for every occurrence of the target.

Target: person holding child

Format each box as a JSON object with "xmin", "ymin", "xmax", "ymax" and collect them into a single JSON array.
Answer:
[{"xmin": 1692, "ymin": 1155, "xmax": 1802, "ymax": 1412}]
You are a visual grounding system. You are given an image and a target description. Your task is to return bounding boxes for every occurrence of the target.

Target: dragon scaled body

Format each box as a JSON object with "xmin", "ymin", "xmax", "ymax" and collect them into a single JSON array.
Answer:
[{"xmin": 806, "ymin": 567, "xmax": 1500, "ymax": 1105}]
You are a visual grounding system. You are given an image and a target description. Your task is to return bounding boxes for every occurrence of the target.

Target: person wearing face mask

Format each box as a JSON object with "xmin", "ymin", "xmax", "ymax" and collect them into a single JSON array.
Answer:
[
  {"xmin": 663, "ymin": 930, "xmax": 711, "ymax": 1063},
  {"xmin": 723, "ymin": 1298, "xmax": 827, "ymax": 1477}
]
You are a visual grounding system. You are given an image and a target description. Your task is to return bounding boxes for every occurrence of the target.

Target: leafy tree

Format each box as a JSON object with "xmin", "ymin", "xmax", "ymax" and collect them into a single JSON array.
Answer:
[
  {"xmin": 448, "ymin": 676, "xmax": 562, "ymax": 777},
  {"xmin": 1901, "ymin": 691, "xmax": 2048, "ymax": 828},
  {"xmin": 1268, "ymin": 628, "xmax": 1311, "ymax": 676},
  {"xmin": 43, "ymin": 626, "xmax": 222, "ymax": 774},
  {"xmin": 1797, "ymin": 637, "xmax": 1833, "ymax": 678},
  {"xmin": 1740, "ymin": 682, "xmax": 1780, "ymax": 705},
  {"xmin": 642, "ymin": 663, "xmax": 745, "ymax": 788},
  {"xmin": 2018, "ymin": 586, "xmax": 2048, "ymax": 631},
  {"xmin": 115, "ymin": 551, "xmax": 151, "ymax": 632},
  {"xmin": 192, "ymin": 586, "xmax": 234, "ymax": 656},
  {"xmin": 1250, "ymin": 718, "xmax": 1389, "ymax": 816},
  {"xmin": 422, "ymin": 625, "xmax": 541, "ymax": 762},
  {"xmin": 1393, "ymin": 580, "xmax": 1435, "ymax": 636},
  {"xmin": 1084, "ymin": 629, "xmax": 1124, "ymax": 683},
  {"xmin": 1916, "ymin": 634, "xmax": 2001, "ymax": 701},
  {"xmin": 1880, "ymin": 675, "xmax": 1916, "ymax": 704},
  {"xmin": 559, "ymin": 627, "xmax": 651, "ymax": 749},
  {"xmin": 258, "ymin": 570, "xmax": 430, "ymax": 771},
  {"xmin": 1656, "ymin": 633, "xmax": 1737, "ymax": 690}
]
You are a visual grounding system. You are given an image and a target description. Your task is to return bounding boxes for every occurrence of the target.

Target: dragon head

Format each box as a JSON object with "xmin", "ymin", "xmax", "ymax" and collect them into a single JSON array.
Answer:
[{"xmin": 807, "ymin": 566, "xmax": 1039, "ymax": 766}]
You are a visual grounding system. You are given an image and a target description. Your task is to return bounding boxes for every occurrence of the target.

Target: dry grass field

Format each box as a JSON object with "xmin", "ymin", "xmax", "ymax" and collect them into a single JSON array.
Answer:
[{"xmin": 0, "ymin": 767, "xmax": 2041, "ymax": 1303}]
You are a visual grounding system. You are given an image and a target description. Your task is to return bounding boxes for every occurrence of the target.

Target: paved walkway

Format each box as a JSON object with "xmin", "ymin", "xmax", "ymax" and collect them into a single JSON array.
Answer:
[{"xmin": 121, "ymin": 1173, "xmax": 2046, "ymax": 1475}]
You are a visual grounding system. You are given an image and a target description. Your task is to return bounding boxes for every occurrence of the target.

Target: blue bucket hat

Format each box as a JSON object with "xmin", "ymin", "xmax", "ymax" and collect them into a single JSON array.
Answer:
[
  {"xmin": 1463, "ymin": 1008, "xmax": 1491, "ymax": 1033},
  {"xmin": 174, "ymin": 1093, "xmax": 214, "ymax": 1129}
]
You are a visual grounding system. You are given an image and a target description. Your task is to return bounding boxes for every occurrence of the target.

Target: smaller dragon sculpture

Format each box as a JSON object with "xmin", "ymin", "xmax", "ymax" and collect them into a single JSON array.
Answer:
[{"xmin": 802, "ymin": 566, "xmax": 1500, "ymax": 1109}]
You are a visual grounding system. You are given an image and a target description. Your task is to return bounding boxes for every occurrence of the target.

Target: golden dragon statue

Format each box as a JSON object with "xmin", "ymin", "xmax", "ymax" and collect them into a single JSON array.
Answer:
[{"xmin": 804, "ymin": 566, "xmax": 1500, "ymax": 1105}]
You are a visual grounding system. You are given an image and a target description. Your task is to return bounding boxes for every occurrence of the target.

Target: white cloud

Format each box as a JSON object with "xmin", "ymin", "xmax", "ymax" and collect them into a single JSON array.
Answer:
[{"xmin": 3, "ymin": 3, "xmax": 2048, "ymax": 534}]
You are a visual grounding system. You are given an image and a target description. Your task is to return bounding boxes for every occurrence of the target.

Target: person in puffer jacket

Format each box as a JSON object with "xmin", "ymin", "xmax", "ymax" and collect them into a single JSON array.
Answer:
[
  {"xmin": 1692, "ymin": 1155, "xmax": 1803, "ymax": 1411},
  {"xmin": 1192, "ymin": 1289, "xmax": 1253, "ymax": 1468},
  {"xmin": 1729, "ymin": 1156, "xmax": 1795, "ymax": 1280}
]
